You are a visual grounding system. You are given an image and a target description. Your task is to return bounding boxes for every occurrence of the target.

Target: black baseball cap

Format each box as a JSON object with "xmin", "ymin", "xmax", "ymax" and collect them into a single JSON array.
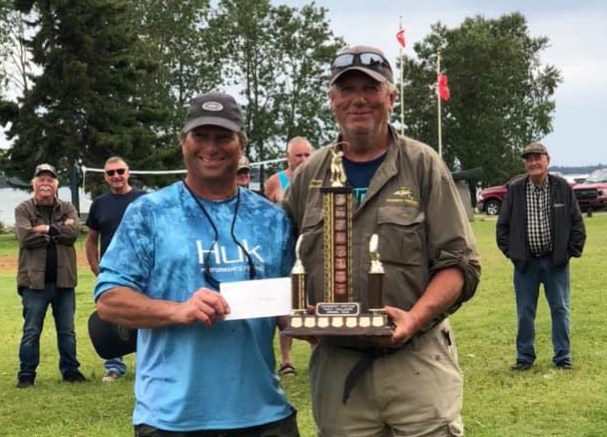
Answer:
[{"xmin": 182, "ymin": 92, "xmax": 244, "ymax": 134}]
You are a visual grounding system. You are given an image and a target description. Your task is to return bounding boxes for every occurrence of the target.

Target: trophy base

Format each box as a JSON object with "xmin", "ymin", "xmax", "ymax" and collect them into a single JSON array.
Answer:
[{"xmin": 282, "ymin": 312, "xmax": 393, "ymax": 336}]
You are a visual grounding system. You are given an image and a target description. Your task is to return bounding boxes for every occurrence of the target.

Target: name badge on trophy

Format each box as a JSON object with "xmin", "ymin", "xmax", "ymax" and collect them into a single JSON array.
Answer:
[{"xmin": 284, "ymin": 144, "xmax": 392, "ymax": 336}]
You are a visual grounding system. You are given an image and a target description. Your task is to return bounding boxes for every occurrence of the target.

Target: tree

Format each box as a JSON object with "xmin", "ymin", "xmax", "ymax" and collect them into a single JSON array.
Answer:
[
  {"xmin": 0, "ymin": 5, "xmax": 32, "ymax": 97},
  {"xmin": 129, "ymin": 0, "xmax": 223, "ymax": 154},
  {"xmin": 0, "ymin": 1, "xmax": 33, "ymax": 149},
  {"xmin": 397, "ymin": 13, "xmax": 561, "ymax": 186},
  {"xmin": 211, "ymin": 0, "xmax": 344, "ymax": 164},
  {"xmin": 2, "ymin": 0, "xmax": 346, "ymax": 186},
  {"xmin": 2, "ymin": 0, "xmax": 169, "ymax": 189},
  {"xmin": 0, "ymin": 0, "xmax": 11, "ymax": 97}
]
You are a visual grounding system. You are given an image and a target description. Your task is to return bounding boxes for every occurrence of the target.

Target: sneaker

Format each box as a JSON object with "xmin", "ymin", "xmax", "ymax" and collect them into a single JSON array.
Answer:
[
  {"xmin": 16, "ymin": 376, "xmax": 35, "ymax": 389},
  {"xmin": 510, "ymin": 361, "xmax": 533, "ymax": 371},
  {"xmin": 279, "ymin": 363, "xmax": 296, "ymax": 378},
  {"xmin": 63, "ymin": 370, "xmax": 88, "ymax": 382},
  {"xmin": 102, "ymin": 370, "xmax": 122, "ymax": 383},
  {"xmin": 556, "ymin": 361, "xmax": 572, "ymax": 370}
]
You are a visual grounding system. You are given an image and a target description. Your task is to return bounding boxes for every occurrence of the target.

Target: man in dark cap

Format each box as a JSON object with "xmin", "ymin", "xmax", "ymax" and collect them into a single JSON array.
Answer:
[
  {"xmin": 14, "ymin": 163, "xmax": 87, "ymax": 388},
  {"xmin": 497, "ymin": 142, "xmax": 586, "ymax": 372},
  {"xmin": 283, "ymin": 45, "xmax": 481, "ymax": 435},
  {"xmin": 94, "ymin": 92, "xmax": 299, "ymax": 435}
]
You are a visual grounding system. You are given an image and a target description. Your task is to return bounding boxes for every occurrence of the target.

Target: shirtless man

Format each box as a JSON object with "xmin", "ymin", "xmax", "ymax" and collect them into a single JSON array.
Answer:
[
  {"xmin": 265, "ymin": 137, "xmax": 313, "ymax": 203},
  {"xmin": 265, "ymin": 136, "xmax": 313, "ymax": 377}
]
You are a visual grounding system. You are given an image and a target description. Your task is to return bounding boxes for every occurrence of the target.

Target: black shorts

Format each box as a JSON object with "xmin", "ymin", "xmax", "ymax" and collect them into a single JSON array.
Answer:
[{"xmin": 134, "ymin": 412, "xmax": 299, "ymax": 437}]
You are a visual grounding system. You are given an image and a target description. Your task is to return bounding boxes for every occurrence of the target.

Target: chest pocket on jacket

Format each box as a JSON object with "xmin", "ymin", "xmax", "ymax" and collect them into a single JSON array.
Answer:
[{"xmin": 377, "ymin": 206, "xmax": 425, "ymax": 267}]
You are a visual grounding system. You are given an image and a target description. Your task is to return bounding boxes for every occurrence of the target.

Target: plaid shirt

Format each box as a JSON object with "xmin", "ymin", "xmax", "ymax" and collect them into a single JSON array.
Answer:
[{"xmin": 525, "ymin": 178, "xmax": 552, "ymax": 256}]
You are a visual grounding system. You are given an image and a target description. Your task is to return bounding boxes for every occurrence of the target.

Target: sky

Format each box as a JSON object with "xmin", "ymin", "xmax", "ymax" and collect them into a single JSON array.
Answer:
[
  {"xmin": 1, "ymin": 1, "xmax": 604, "ymax": 168},
  {"xmin": 283, "ymin": 0, "xmax": 606, "ymax": 167}
]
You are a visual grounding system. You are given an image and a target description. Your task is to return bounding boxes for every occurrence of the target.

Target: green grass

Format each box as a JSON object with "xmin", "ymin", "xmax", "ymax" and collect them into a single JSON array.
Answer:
[{"xmin": 1, "ymin": 215, "xmax": 607, "ymax": 436}]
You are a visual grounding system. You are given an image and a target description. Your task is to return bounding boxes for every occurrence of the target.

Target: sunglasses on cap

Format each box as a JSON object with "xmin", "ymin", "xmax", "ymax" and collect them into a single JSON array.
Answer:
[
  {"xmin": 106, "ymin": 168, "xmax": 127, "ymax": 176},
  {"xmin": 331, "ymin": 52, "xmax": 391, "ymax": 72}
]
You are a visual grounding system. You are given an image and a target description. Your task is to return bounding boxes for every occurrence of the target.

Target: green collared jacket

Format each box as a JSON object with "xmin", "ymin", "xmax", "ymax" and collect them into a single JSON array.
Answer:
[
  {"xmin": 15, "ymin": 197, "xmax": 80, "ymax": 291},
  {"xmin": 283, "ymin": 128, "xmax": 481, "ymax": 330}
]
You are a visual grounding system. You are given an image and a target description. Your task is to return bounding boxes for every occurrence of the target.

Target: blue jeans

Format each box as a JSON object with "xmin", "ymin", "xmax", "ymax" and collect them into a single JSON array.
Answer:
[
  {"xmin": 18, "ymin": 284, "xmax": 81, "ymax": 379},
  {"xmin": 513, "ymin": 256, "xmax": 571, "ymax": 365},
  {"xmin": 104, "ymin": 357, "xmax": 127, "ymax": 375}
]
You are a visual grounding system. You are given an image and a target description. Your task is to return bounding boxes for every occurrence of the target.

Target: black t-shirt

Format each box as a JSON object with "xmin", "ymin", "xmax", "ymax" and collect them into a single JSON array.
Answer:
[
  {"xmin": 85, "ymin": 189, "xmax": 147, "ymax": 257},
  {"xmin": 39, "ymin": 205, "xmax": 57, "ymax": 284}
]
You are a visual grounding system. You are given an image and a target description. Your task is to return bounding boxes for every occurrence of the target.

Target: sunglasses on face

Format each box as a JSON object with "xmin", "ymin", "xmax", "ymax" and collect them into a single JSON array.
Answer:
[
  {"xmin": 106, "ymin": 168, "xmax": 127, "ymax": 176},
  {"xmin": 331, "ymin": 52, "xmax": 391, "ymax": 73}
]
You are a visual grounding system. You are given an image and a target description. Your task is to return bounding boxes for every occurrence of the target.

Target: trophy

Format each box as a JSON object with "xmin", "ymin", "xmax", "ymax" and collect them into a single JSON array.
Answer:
[{"xmin": 283, "ymin": 145, "xmax": 392, "ymax": 336}]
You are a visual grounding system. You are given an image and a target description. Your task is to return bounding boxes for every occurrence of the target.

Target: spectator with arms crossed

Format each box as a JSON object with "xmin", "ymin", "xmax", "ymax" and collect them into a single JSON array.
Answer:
[{"xmin": 15, "ymin": 164, "xmax": 87, "ymax": 388}]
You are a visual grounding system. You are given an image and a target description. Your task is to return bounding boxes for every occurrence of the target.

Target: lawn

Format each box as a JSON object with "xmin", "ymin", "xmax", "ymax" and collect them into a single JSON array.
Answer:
[{"xmin": 0, "ymin": 214, "xmax": 606, "ymax": 436}]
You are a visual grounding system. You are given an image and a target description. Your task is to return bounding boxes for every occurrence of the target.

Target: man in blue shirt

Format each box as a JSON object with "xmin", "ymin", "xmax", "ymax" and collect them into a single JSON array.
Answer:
[
  {"xmin": 85, "ymin": 156, "xmax": 146, "ymax": 382},
  {"xmin": 94, "ymin": 92, "xmax": 299, "ymax": 436}
]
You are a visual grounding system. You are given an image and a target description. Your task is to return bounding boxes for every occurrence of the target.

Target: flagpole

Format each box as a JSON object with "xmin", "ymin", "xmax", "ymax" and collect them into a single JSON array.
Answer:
[
  {"xmin": 399, "ymin": 15, "xmax": 404, "ymax": 136},
  {"xmin": 437, "ymin": 51, "xmax": 442, "ymax": 158}
]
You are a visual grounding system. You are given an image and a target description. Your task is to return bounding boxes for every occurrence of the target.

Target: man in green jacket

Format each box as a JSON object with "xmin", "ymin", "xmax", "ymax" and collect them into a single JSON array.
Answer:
[
  {"xmin": 283, "ymin": 45, "xmax": 481, "ymax": 436},
  {"xmin": 14, "ymin": 163, "xmax": 87, "ymax": 388}
]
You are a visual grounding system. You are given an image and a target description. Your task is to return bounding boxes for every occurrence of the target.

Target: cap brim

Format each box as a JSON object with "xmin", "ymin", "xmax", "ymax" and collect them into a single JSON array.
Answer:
[
  {"xmin": 330, "ymin": 66, "xmax": 388, "ymax": 86},
  {"xmin": 182, "ymin": 116, "xmax": 241, "ymax": 134},
  {"xmin": 88, "ymin": 310, "xmax": 137, "ymax": 359},
  {"xmin": 34, "ymin": 171, "xmax": 57, "ymax": 178},
  {"xmin": 521, "ymin": 151, "xmax": 547, "ymax": 158}
]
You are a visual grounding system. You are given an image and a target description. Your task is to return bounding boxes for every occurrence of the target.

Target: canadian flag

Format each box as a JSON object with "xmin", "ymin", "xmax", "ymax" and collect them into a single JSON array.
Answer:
[
  {"xmin": 437, "ymin": 73, "xmax": 450, "ymax": 101},
  {"xmin": 396, "ymin": 27, "xmax": 405, "ymax": 48}
]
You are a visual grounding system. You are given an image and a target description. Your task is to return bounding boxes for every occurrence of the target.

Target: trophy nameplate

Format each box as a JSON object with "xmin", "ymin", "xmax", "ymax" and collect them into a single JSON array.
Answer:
[
  {"xmin": 316, "ymin": 302, "xmax": 359, "ymax": 316},
  {"xmin": 283, "ymin": 144, "xmax": 393, "ymax": 337}
]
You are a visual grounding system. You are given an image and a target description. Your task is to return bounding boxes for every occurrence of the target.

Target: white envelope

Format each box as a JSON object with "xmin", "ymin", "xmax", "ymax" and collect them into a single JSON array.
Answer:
[{"xmin": 220, "ymin": 277, "xmax": 292, "ymax": 321}]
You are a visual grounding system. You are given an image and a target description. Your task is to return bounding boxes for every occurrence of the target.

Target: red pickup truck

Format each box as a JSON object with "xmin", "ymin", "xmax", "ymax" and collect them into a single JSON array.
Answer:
[
  {"xmin": 572, "ymin": 169, "xmax": 607, "ymax": 211},
  {"xmin": 477, "ymin": 173, "xmax": 581, "ymax": 216},
  {"xmin": 477, "ymin": 175, "xmax": 525, "ymax": 215}
]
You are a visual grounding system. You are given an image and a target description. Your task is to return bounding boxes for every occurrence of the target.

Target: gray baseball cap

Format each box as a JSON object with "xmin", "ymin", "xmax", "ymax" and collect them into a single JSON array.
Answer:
[
  {"xmin": 182, "ymin": 92, "xmax": 244, "ymax": 134},
  {"xmin": 34, "ymin": 163, "xmax": 57, "ymax": 178},
  {"xmin": 238, "ymin": 156, "xmax": 251, "ymax": 172},
  {"xmin": 521, "ymin": 142, "xmax": 549, "ymax": 158},
  {"xmin": 330, "ymin": 45, "xmax": 394, "ymax": 86}
]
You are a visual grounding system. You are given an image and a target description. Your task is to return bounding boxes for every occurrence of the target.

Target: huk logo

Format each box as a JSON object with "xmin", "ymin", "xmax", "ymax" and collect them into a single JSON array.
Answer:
[{"xmin": 195, "ymin": 239, "xmax": 264, "ymax": 265}]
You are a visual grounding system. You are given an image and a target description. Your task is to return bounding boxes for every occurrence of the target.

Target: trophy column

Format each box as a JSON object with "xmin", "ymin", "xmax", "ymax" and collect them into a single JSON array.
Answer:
[
  {"xmin": 289, "ymin": 236, "xmax": 307, "ymax": 329},
  {"xmin": 367, "ymin": 234, "xmax": 390, "ymax": 328},
  {"xmin": 283, "ymin": 145, "xmax": 392, "ymax": 336},
  {"xmin": 321, "ymin": 186, "xmax": 353, "ymax": 303}
]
